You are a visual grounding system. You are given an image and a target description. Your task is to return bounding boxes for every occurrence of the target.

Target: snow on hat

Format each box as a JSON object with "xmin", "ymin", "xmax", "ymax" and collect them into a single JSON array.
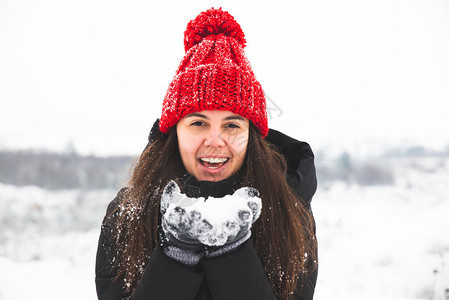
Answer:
[{"xmin": 159, "ymin": 8, "xmax": 268, "ymax": 137}]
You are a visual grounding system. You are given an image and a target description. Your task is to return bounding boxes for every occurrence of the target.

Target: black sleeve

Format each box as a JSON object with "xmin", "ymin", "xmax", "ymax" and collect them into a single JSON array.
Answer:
[
  {"xmin": 265, "ymin": 129, "xmax": 318, "ymax": 299},
  {"xmin": 265, "ymin": 128, "xmax": 317, "ymax": 206},
  {"xmin": 132, "ymin": 245, "xmax": 204, "ymax": 299},
  {"xmin": 289, "ymin": 265, "xmax": 318, "ymax": 300},
  {"xmin": 95, "ymin": 192, "xmax": 128, "ymax": 300},
  {"xmin": 201, "ymin": 239, "xmax": 276, "ymax": 300},
  {"xmin": 96, "ymin": 227, "xmax": 126, "ymax": 299},
  {"xmin": 95, "ymin": 190, "xmax": 204, "ymax": 300}
]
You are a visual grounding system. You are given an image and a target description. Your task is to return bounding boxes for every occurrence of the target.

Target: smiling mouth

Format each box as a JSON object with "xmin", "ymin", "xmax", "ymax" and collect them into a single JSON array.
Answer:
[{"xmin": 198, "ymin": 157, "xmax": 230, "ymax": 169}]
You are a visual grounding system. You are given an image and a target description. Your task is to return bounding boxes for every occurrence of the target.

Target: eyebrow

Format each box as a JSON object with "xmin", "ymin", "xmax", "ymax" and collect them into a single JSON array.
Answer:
[
  {"xmin": 184, "ymin": 113, "xmax": 245, "ymax": 122},
  {"xmin": 185, "ymin": 112, "xmax": 208, "ymax": 119},
  {"xmin": 224, "ymin": 115, "xmax": 245, "ymax": 121}
]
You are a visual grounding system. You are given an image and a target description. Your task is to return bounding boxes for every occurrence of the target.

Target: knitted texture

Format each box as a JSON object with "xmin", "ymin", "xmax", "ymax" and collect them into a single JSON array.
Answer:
[{"xmin": 159, "ymin": 8, "xmax": 268, "ymax": 137}]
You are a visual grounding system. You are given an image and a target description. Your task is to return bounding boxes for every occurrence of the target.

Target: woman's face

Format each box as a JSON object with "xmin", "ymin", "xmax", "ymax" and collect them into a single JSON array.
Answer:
[{"xmin": 177, "ymin": 110, "xmax": 250, "ymax": 182}]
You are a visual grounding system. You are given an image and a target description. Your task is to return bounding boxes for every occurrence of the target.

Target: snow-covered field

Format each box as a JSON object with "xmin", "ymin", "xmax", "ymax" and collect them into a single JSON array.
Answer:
[
  {"xmin": 0, "ymin": 187, "xmax": 116, "ymax": 299},
  {"xmin": 1, "ymin": 156, "xmax": 449, "ymax": 300}
]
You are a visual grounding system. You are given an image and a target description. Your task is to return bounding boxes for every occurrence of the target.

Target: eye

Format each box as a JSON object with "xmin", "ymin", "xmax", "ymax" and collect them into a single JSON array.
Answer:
[
  {"xmin": 190, "ymin": 121, "xmax": 205, "ymax": 127},
  {"xmin": 225, "ymin": 123, "xmax": 240, "ymax": 129}
]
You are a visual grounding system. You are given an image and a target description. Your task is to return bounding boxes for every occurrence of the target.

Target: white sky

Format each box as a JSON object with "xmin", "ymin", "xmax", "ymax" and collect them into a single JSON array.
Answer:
[{"xmin": 1, "ymin": 0, "xmax": 448, "ymax": 156}]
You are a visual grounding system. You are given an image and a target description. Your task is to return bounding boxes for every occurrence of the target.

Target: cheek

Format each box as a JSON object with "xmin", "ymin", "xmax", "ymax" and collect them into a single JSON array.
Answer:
[
  {"xmin": 228, "ymin": 132, "xmax": 249, "ymax": 160},
  {"xmin": 178, "ymin": 133, "xmax": 202, "ymax": 162}
]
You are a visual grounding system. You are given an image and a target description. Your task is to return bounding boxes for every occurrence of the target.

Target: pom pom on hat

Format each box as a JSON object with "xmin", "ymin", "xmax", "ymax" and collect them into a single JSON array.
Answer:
[
  {"xmin": 159, "ymin": 8, "xmax": 268, "ymax": 137},
  {"xmin": 184, "ymin": 8, "xmax": 246, "ymax": 52}
]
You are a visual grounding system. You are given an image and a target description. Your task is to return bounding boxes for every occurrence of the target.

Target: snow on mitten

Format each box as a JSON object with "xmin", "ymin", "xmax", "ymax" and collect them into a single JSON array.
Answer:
[
  {"xmin": 160, "ymin": 181, "xmax": 208, "ymax": 266},
  {"xmin": 201, "ymin": 186, "xmax": 262, "ymax": 258},
  {"xmin": 161, "ymin": 181, "xmax": 262, "ymax": 261}
]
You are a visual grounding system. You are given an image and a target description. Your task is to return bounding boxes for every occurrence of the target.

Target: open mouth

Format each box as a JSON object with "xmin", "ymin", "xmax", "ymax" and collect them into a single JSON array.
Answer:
[{"xmin": 198, "ymin": 157, "xmax": 230, "ymax": 169}]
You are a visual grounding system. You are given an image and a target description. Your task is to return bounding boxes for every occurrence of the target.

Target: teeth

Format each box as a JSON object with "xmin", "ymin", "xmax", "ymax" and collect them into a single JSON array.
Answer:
[{"xmin": 200, "ymin": 157, "xmax": 228, "ymax": 164}]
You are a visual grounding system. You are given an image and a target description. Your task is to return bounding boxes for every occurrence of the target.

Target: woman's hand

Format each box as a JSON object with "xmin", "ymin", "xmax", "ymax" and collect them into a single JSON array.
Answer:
[{"xmin": 160, "ymin": 181, "xmax": 262, "ymax": 264}]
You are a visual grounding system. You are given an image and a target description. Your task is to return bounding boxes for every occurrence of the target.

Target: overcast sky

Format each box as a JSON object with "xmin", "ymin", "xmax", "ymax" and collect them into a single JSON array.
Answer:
[{"xmin": 1, "ymin": 0, "xmax": 448, "ymax": 156}]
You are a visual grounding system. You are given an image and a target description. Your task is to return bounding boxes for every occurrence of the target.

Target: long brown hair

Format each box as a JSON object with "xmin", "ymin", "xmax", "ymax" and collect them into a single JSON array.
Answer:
[{"xmin": 108, "ymin": 123, "xmax": 317, "ymax": 299}]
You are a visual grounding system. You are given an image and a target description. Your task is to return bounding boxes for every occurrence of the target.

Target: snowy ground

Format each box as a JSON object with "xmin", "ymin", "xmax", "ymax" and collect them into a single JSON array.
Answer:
[
  {"xmin": 1, "ymin": 157, "xmax": 449, "ymax": 300},
  {"xmin": 0, "ymin": 187, "xmax": 115, "ymax": 300}
]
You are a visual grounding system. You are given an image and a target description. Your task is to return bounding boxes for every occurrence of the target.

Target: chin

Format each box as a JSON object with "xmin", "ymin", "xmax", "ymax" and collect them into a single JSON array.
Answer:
[
  {"xmin": 198, "ymin": 175, "xmax": 226, "ymax": 182},
  {"xmin": 196, "ymin": 171, "xmax": 231, "ymax": 182}
]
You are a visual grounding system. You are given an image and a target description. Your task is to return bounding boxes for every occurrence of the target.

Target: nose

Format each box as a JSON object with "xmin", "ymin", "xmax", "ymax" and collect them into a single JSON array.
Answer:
[{"xmin": 204, "ymin": 128, "xmax": 225, "ymax": 148}]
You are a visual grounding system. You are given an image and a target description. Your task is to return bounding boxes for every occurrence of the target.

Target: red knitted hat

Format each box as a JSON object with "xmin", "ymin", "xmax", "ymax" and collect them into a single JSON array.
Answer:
[{"xmin": 159, "ymin": 8, "xmax": 268, "ymax": 137}]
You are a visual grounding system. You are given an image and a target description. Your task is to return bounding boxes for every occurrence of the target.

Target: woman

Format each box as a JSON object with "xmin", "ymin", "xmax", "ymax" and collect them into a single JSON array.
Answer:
[{"xmin": 96, "ymin": 8, "xmax": 318, "ymax": 300}]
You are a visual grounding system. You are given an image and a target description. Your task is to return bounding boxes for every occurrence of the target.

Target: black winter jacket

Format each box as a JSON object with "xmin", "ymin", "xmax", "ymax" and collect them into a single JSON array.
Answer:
[{"xmin": 95, "ymin": 124, "xmax": 318, "ymax": 300}]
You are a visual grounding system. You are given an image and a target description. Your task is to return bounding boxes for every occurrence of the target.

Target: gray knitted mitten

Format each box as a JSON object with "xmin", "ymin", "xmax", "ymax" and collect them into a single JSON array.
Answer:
[{"xmin": 160, "ymin": 181, "xmax": 262, "ymax": 265}]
